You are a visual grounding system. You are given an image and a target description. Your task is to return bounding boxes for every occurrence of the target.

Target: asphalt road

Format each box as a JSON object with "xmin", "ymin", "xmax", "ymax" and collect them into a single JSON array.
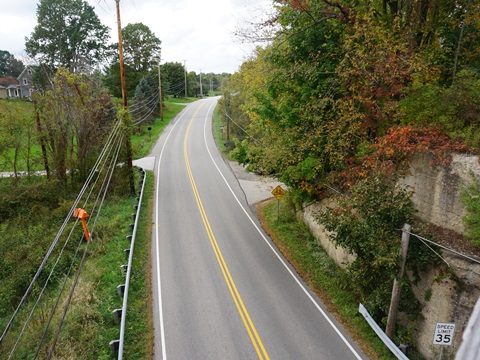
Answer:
[{"xmin": 150, "ymin": 97, "xmax": 369, "ymax": 360}]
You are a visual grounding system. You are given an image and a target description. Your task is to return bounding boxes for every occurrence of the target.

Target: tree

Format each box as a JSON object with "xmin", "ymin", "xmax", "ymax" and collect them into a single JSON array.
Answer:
[
  {"xmin": 25, "ymin": 0, "xmax": 109, "ymax": 73},
  {"xmin": 0, "ymin": 102, "xmax": 35, "ymax": 179},
  {"xmin": 161, "ymin": 62, "xmax": 186, "ymax": 97},
  {"xmin": 104, "ymin": 23, "xmax": 161, "ymax": 98},
  {"xmin": 33, "ymin": 68, "xmax": 116, "ymax": 183},
  {"xmin": 120, "ymin": 23, "xmax": 161, "ymax": 73},
  {"xmin": 131, "ymin": 75, "xmax": 159, "ymax": 124},
  {"xmin": 103, "ymin": 61, "xmax": 142, "ymax": 99},
  {"xmin": 0, "ymin": 50, "xmax": 24, "ymax": 77}
]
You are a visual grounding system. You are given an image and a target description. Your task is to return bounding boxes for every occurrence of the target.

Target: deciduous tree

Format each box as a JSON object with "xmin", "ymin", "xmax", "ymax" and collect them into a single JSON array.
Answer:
[
  {"xmin": 33, "ymin": 68, "xmax": 116, "ymax": 183},
  {"xmin": 25, "ymin": 0, "xmax": 109, "ymax": 73},
  {"xmin": 120, "ymin": 23, "xmax": 161, "ymax": 73},
  {"xmin": 0, "ymin": 50, "xmax": 24, "ymax": 77}
]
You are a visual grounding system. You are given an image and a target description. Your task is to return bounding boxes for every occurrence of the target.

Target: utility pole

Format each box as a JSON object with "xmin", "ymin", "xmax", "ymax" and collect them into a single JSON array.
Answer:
[
  {"xmin": 183, "ymin": 60, "xmax": 187, "ymax": 98},
  {"xmin": 116, "ymin": 0, "xmax": 127, "ymax": 110},
  {"xmin": 199, "ymin": 69, "xmax": 203, "ymax": 97},
  {"xmin": 386, "ymin": 223, "xmax": 411, "ymax": 338},
  {"xmin": 116, "ymin": 0, "xmax": 135, "ymax": 195},
  {"xmin": 157, "ymin": 56, "xmax": 163, "ymax": 120}
]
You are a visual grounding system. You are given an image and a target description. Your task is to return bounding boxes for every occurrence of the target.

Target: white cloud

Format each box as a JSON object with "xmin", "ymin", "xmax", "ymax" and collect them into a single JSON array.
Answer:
[{"xmin": 0, "ymin": 0, "xmax": 274, "ymax": 74}]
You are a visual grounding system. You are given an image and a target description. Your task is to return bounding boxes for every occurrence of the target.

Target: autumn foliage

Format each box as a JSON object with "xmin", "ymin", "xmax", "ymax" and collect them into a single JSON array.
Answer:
[
  {"xmin": 224, "ymin": 0, "xmax": 479, "ymax": 199},
  {"xmin": 221, "ymin": 0, "xmax": 480, "ymax": 346},
  {"xmin": 335, "ymin": 125, "xmax": 471, "ymax": 190}
]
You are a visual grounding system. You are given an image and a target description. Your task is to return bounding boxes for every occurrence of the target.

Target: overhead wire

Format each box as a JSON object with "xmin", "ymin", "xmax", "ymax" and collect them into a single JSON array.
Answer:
[
  {"xmin": 33, "ymin": 123, "xmax": 124, "ymax": 359},
  {"xmin": 133, "ymin": 98, "xmax": 161, "ymax": 125},
  {"xmin": 129, "ymin": 89, "xmax": 160, "ymax": 116},
  {"xmin": 164, "ymin": 81, "xmax": 185, "ymax": 93},
  {"xmin": 8, "ymin": 120, "xmax": 123, "ymax": 358},
  {"xmin": 92, "ymin": 0, "xmax": 115, "ymax": 18},
  {"xmin": 128, "ymin": 89, "xmax": 161, "ymax": 126},
  {"xmin": 225, "ymin": 113, "xmax": 265, "ymax": 147},
  {"xmin": 3, "ymin": 72, "xmax": 164, "ymax": 353},
  {"xmin": 163, "ymin": 81, "xmax": 186, "ymax": 97},
  {"xmin": 47, "ymin": 130, "xmax": 124, "ymax": 359},
  {"xmin": 403, "ymin": 229, "xmax": 480, "ymax": 266},
  {"xmin": 1, "ymin": 119, "xmax": 123, "ymax": 353}
]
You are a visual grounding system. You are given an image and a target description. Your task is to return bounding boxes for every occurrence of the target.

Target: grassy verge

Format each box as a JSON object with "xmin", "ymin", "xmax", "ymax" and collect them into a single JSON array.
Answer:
[
  {"xmin": 0, "ymin": 96, "xmax": 194, "ymax": 358},
  {"xmin": 212, "ymin": 105, "xmax": 233, "ymax": 159},
  {"xmin": 74, "ymin": 170, "xmax": 154, "ymax": 359},
  {"xmin": 131, "ymin": 98, "xmax": 197, "ymax": 158},
  {"xmin": 255, "ymin": 192, "xmax": 395, "ymax": 359},
  {"xmin": 0, "ymin": 173, "xmax": 154, "ymax": 359}
]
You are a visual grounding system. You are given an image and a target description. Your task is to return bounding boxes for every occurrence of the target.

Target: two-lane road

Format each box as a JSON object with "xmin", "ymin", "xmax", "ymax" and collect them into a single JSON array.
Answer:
[{"xmin": 150, "ymin": 97, "xmax": 368, "ymax": 359}]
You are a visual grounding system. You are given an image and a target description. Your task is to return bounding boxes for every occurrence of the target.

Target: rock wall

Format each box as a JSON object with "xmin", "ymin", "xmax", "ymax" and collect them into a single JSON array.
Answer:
[
  {"xmin": 300, "ymin": 153, "xmax": 480, "ymax": 359},
  {"xmin": 302, "ymin": 200, "xmax": 356, "ymax": 269},
  {"xmin": 399, "ymin": 153, "xmax": 480, "ymax": 235},
  {"xmin": 411, "ymin": 254, "xmax": 480, "ymax": 359}
]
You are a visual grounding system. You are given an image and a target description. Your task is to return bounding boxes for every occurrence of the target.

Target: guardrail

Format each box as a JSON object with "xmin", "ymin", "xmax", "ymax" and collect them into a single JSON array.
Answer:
[
  {"xmin": 109, "ymin": 166, "xmax": 147, "ymax": 359},
  {"xmin": 359, "ymin": 303, "xmax": 409, "ymax": 359}
]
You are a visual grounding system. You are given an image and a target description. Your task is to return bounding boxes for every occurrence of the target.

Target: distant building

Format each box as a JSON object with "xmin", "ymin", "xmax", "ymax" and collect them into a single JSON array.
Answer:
[
  {"xmin": 0, "ymin": 66, "xmax": 36, "ymax": 99},
  {"xmin": 0, "ymin": 76, "xmax": 20, "ymax": 98}
]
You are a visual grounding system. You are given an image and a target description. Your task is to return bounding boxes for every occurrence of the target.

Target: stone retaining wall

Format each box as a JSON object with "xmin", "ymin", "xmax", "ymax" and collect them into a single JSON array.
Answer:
[{"xmin": 300, "ymin": 153, "xmax": 480, "ymax": 359}]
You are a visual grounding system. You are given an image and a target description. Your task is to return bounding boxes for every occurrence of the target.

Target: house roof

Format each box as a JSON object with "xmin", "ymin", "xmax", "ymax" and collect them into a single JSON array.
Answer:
[
  {"xmin": 0, "ymin": 76, "xmax": 19, "ymax": 86},
  {"xmin": 17, "ymin": 65, "xmax": 35, "ymax": 79}
]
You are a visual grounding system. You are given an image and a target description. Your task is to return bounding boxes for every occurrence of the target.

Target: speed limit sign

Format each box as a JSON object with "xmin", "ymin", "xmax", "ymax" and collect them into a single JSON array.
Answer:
[{"xmin": 433, "ymin": 322, "xmax": 456, "ymax": 346}]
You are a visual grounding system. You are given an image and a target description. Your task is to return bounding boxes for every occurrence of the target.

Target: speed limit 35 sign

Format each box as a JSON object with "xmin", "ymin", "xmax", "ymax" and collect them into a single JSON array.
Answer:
[{"xmin": 433, "ymin": 322, "xmax": 456, "ymax": 346}]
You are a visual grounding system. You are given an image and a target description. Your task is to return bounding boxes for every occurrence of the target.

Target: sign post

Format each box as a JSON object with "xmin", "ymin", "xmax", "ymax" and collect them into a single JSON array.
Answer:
[
  {"xmin": 271, "ymin": 185, "xmax": 286, "ymax": 221},
  {"xmin": 433, "ymin": 322, "xmax": 455, "ymax": 359}
]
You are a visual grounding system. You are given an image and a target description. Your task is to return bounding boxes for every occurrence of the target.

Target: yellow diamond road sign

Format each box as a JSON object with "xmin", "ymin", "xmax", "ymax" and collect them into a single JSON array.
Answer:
[{"xmin": 271, "ymin": 185, "xmax": 286, "ymax": 199}]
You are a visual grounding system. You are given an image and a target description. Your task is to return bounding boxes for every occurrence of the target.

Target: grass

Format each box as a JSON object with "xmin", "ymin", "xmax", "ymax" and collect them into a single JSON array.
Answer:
[
  {"xmin": 77, "ymin": 169, "xmax": 155, "ymax": 359},
  {"xmin": 0, "ymin": 172, "xmax": 154, "ymax": 359},
  {"xmin": 0, "ymin": 93, "xmax": 194, "ymax": 358},
  {"xmin": 256, "ymin": 198, "xmax": 395, "ymax": 359},
  {"xmin": 131, "ymin": 97, "xmax": 197, "ymax": 158}
]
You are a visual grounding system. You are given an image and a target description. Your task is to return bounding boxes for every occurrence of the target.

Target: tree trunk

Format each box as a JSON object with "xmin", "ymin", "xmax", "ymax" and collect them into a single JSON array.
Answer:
[{"xmin": 34, "ymin": 103, "xmax": 50, "ymax": 178}]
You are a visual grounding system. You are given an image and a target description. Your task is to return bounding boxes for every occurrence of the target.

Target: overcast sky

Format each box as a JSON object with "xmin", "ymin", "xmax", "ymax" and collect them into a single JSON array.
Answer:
[{"xmin": 1, "ymin": 0, "xmax": 275, "ymax": 74}]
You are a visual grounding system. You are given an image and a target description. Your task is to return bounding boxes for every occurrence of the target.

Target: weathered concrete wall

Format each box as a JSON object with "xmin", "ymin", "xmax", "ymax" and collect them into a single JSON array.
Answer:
[
  {"xmin": 300, "ymin": 153, "xmax": 480, "ymax": 359},
  {"xmin": 411, "ymin": 254, "xmax": 480, "ymax": 359},
  {"xmin": 399, "ymin": 153, "xmax": 480, "ymax": 235},
  {"xmin": 302, "ymin": 201, "xmax": 356, "ymax": 269}
]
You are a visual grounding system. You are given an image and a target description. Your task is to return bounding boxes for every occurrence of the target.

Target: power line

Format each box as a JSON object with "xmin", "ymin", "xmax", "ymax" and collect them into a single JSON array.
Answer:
[
  {"xmin": 34, "ymin": 125, "xmax": 124, "ymax": 359},
  {"xmin": 0, "ymin": 120, "xmax": 123, "ymax": 351},
  {"xmin": 47, "ymin": 131, "xmax": 124, "ymax": 359},
  {"xmin": 403, "ymin": 229, "xmax": 480, "ymax": 266}
]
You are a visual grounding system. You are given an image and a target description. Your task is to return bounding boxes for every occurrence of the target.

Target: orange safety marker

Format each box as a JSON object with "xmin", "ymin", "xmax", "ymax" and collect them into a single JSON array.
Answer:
[{"xmin": 73, "ymin": 208, "xmax": 91, "ymax": 241}]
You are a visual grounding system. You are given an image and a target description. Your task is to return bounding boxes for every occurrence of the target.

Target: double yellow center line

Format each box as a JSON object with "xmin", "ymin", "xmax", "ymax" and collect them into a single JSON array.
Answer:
[{"xmin": 183, "ymin": 106, "xmax": 270, "ymax": 360}]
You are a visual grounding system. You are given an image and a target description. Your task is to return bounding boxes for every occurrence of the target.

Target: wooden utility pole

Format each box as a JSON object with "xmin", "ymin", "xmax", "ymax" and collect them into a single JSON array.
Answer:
[
  {"xmin": 199, "ymin": 69, "xmax": 203, "ymax": 97},
  {"xmin": 158, "ymin": 57, "xmax": 163, "ymax": 120},
  {"xmin": 386, "ymin": 223, "xmax": 411, "ymax": 338},
  {"xmin": 116, "ymin": 0, "xmax": 127, "ymax": 109},
  {"xmin": 116, "ymin": 0, "xmax": 135, "ymax": 195},
  {"xmin": 183, "ymin": 60, "xmax": 187, "ymax": 98}
]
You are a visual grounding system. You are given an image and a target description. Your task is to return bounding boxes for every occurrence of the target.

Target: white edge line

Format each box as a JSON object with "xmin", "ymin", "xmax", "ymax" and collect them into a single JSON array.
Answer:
[
  {"xmin": 154, "ymin": 105, "xmax": 192, "ymax": 360},
  {"xmin": 201, "ymin": 99, "xmax": 364, "ymax": 360}
]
